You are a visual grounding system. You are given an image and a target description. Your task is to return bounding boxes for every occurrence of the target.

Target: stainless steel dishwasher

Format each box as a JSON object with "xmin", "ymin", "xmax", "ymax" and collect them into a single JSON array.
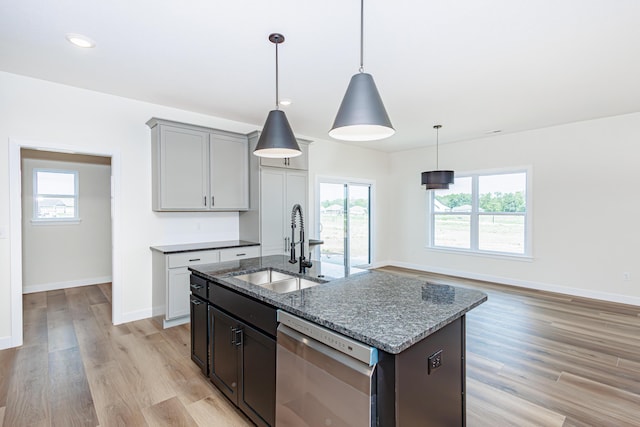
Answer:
[{"xmin": 276, "ymin": 310, "xmax": 378, "ymax": 427}]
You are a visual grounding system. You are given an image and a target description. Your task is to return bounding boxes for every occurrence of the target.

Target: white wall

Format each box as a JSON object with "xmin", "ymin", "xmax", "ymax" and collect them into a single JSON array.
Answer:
[
  {"xmin": 388, "ymin": 112, "xmax": 640, "ymax": 304},
  {"xmin": 0, "ymin": 71, "xmax": 260, "ymax": 345},
  {"xmin": 308, "ymin": 138, "xmax": 391, "ymax": 263},
  {"xmin": 21, "ymin": 152, "xmax": 112, "ymax": 293}
]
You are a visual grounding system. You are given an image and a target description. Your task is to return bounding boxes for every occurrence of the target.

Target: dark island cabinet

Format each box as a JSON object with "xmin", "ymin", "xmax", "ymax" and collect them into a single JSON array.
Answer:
[
  {"xmin": 209, "ymin": 307, "xmax": 239, "ymax": 401},
  {"xmin": 209, "ymin": 306, "xmax": 276, "ymax": 427},
  {"xmin": 238, "ymin": 321, "xmax": 276, "ymax": 426},
  {"xmin": 190, "ymin": 295, "xmax": 208, "ymax": 375},
  {"xmin": 190, "ymin": 273, "xmax": 277, "ymax": 427}
]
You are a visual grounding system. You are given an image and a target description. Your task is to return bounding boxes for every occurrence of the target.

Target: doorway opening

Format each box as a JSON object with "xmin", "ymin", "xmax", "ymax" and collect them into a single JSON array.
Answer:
[
  {"xmin": 317, "ymin": 179, "xmax": 373, "ymax": 270},
  {"xmin": 21, "ymin": 149, "xmax": 112, "ymax": 294},
  {"xmin": 9, "ymin": 139, "xmax": 121, "ymax": 348}
]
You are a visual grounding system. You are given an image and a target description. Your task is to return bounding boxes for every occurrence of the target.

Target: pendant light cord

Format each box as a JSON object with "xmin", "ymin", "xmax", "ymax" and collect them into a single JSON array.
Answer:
[
  {"xmin": 436, "ymin": 127, "xmax": 439, "ymax": 169},
  {"xmin": 359, "ymin": 0, "xmax": 364, "ymax": 73},
  {"xmin": 275, "ymin": 39, "xmax": 280, "ymax": 109}
]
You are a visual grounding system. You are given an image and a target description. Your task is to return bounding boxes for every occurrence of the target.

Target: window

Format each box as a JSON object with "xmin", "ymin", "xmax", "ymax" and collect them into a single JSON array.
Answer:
[
  {"xmin": 33, "ymin": 169, "xmax": 79, "ymax": 220},
  {"xmin": 429, "ymin": 169, "xmax": 529, "ymax": 256}
]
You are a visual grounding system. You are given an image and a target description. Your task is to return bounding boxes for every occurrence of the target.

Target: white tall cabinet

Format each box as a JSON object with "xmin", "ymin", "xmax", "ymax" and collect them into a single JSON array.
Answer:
[
  {"xmin": 239, "ymin": 132, "xmax": 311, "ymax": 256},
  {"xmin": 147, "ymin": 118, "xmax": 249, "ymax": 211},
  {"xmin": 260, "ymin": 168, "xmax": 308, "ymax": 255}
]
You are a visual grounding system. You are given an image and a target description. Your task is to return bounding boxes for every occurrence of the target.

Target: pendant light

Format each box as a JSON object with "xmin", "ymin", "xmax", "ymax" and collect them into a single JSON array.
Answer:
[
  {"xmin": 254, "ymin": 33, "xmax": 302, "ymax": 158},
  {"xmin": 421, "ymin": 125, "xmax": 454, "ymax": 190},
  {"xmin": 329, "ymin": 0, "xmax": 394, "ymax": 141}
]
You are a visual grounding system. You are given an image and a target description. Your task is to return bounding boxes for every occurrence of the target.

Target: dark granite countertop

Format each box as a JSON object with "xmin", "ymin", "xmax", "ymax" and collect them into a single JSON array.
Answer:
[
  {"xmin": 150, "ymin": 240, "xmax": 259, "ymax": 254},
  {"xmin": 190, "ymin": 255, "xmax": 487, "ymax": 354}
]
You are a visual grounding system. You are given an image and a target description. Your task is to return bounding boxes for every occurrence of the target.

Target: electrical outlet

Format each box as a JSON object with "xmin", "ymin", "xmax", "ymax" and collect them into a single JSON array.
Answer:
[
  {"xmin": 427, "ymin": 350, "xmax": 443, "ymax": 374},
  {"xmin": 623, "ymin": 272, "xmax": 631, "ymax": 281}
]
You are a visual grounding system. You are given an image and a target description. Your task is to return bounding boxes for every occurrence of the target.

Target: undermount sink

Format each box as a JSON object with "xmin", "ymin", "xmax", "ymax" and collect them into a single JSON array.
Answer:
[{"xmin": 233, "ymin": 268, "xmax": 322, "ymax": 294}]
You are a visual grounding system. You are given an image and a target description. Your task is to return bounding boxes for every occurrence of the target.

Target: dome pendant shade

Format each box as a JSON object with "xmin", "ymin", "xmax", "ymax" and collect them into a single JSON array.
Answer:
[
  {"xmin": 421, "ymin": 170, "xmax": 455, "ymax": 190},
  {"xmin": 254, "ymin": 110, "xmax": 302, "ymax": 158},
  {"xmin": 329, "ymin": 73, "xmax": 395, "ymax": 141}
]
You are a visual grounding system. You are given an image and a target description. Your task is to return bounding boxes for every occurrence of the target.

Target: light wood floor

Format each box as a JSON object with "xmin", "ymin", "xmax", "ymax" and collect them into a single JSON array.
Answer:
[
  {"xmin": 1, "ymin": 272, "xmax": 639, "ymax": 426},
  {"xmin": 0, "ymin": 284, "xmax": 252, "ymax": 427},
  {"xmin": 379, "ymin": 266, "xmax": 640, "ymax": 427}
]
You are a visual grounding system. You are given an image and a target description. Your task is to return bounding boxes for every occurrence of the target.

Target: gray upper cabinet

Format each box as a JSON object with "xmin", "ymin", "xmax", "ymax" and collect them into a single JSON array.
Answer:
[
  {"xmin": 210, "ymin": 133, "xmax": 249, "ymax": 210},
  {"xmin": 147, "ymin": 118, "xmax": 249, "ymax": 212},
  {"xmin": 157, "ymin": 124, "xmax": 209, "ymax": 210},
  {"xmin": 259, "ymin": 139, "xmax": 310, "ymax": 170}
]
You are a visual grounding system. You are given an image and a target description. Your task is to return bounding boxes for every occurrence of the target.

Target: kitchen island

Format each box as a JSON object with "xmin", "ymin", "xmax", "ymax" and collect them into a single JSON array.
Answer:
[{"xmin": 190, "ymin": 255, "xmax": 487, "ymax": 426}]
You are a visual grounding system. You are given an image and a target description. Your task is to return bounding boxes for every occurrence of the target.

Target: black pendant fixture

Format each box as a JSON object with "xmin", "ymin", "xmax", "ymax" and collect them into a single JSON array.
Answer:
[
  {"xmin": 329, "ymin": 0, "xmax": 394, "ymax": 141},
  {"xmin": 254, "ymin": 33, "xmax": 302, "ymax": 158},
  {"xmin": 421, "ymin": 125, "xmax": 454, "ymax": 190}
]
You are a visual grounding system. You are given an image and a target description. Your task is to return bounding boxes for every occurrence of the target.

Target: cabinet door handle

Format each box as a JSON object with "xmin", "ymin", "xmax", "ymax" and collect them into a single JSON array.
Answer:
[
  {"xmin": 231, "ymin": 327, "xmax": 243, "ymax": 346},
  {"xmin": 191, "ymin": 298, "xmax": 202, "ymax": 305},
  {"xmin": 211, "ymin": 196, "xmax": 215, "ymax": 206},
  {"xmin": 203, "ymin": 196, "xmax": 207, "ymax": 207}
]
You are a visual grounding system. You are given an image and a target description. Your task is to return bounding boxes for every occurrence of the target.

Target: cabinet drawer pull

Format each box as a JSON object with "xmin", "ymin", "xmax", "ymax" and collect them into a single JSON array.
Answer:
[
  {"xmin": 230, "ymin": 327, "xmax": 243, "ymax": 346},
  {"xmin": 189, "ymin": 258, "xmax": 201, "ymax": 262},
  {"xmin": 191, "ymin": 299, "xmax": 202, "ymax": 305},
  {"xmin": 236, "ymin": 253, "xmax": 246, "ymax": 257},
  {"xmin": 204, "ymin": 196, "xmax": 206, "ymax": 207},
  {"xmin": 190, "ymin": 284, "xmax": 203, "ymax": 290},
  {"xmin": 234, "ymin": 328, "xmax": 243, "ymax": 347}
]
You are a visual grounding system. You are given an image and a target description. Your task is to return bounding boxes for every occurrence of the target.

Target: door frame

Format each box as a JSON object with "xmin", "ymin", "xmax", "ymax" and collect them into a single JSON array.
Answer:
[
  {"xmin": 8, "ymin": 138, "xmax": 122, "ymax": 347},
  {"xmin": 315, "ymin": 175, "xmax": 375, "ymax": 269}
]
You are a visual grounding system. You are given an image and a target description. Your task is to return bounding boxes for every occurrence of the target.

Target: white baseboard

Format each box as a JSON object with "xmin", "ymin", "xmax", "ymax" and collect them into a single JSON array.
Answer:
[
  {"xmin": 119, "ymin": 308, "xmax": 153, "ymax": 324},
  {"xmin": 0, "ymin": 336, "xmax": 13, "ymax": 350},
  {"xmin": 369, "ymin": 260, "xmax": 392, "ymax": 269},
  {"xmin": 381, "ymin": 260, "xmax": 640, "ymax": 307},
  {"xmin": 152, "ymin": 305, "xmax": 166, "ymax": 317},
  {"xmin": 163, "ymin": 316, "xmax": 189, "ymax": 329},
  {"xmin": 23, "ymin": 276, "xmax": 112, "ymax": 294}
]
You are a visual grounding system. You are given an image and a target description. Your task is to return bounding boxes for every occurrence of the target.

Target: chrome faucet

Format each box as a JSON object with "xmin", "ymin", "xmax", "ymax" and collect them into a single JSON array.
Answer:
[{"xmin": 289, "ymin": 204, "xmax": 313, "ymax": 274}]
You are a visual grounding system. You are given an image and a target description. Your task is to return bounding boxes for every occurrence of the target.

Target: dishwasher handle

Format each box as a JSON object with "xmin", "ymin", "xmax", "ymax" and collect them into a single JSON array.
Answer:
[{"xmin": 277, "ymin": 324, "xmax": 375, "ymax": 383}]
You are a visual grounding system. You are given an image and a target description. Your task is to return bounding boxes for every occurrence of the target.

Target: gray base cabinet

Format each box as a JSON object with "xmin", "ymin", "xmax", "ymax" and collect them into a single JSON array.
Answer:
[{"xmin": 154, "ymin": 246, "xmax": 259, "ymax": 328}]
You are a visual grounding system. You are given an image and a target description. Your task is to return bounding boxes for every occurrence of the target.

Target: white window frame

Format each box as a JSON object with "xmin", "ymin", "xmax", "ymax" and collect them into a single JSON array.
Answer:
[
  {"xmin": 32, "ymin": 168, "xmax": 80, "ymax": 224},
  {"xmin": 427, "ymin": 167, "xmax": 532, "ymax": 259},
  {"xmin": 315, "ymin": 175, "xmax": 376, "ymax": 268}
]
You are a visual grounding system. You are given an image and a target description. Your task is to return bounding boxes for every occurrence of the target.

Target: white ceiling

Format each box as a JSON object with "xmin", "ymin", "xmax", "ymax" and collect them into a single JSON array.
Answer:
[{"xmin": 2, "ymin": 0, "xmax": 640, "ymax": 152}]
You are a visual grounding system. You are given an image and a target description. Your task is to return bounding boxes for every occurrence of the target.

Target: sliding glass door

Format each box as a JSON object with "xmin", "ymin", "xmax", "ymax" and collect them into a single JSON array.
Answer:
[{"xmin": 318, "ymin": 180, "xmax": 372, "ymax": 269}]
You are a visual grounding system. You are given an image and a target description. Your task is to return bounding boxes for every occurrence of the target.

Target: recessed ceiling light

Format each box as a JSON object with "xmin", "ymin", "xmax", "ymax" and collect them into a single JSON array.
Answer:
[
  {"xmin": 279, "ymin": 98, "xmax": 292, "ymax": 107},
  {"xmin": 65, "ymin": 33, "xmax": 96, "ymax": 48}
]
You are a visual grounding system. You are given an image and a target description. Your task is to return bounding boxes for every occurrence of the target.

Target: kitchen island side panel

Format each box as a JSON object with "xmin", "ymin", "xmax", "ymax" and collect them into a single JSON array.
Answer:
[{"xmin": 395, "ymin": 316, "xmax": 464, "ymax": 427}]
